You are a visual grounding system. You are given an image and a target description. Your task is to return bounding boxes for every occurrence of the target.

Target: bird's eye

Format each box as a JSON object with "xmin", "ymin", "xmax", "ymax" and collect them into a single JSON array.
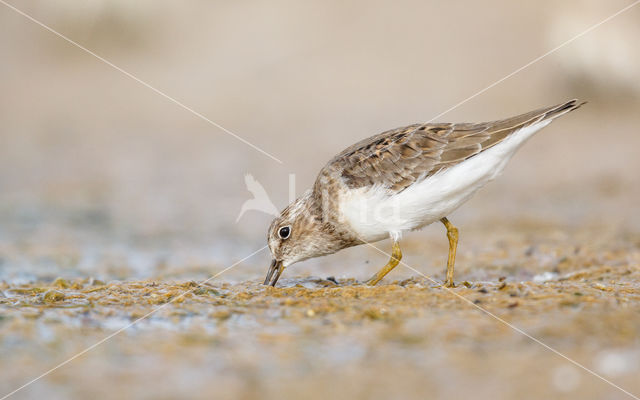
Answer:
[{"xmin": 278, "ymin": 226, "xmax": 291, "ymax": 239}]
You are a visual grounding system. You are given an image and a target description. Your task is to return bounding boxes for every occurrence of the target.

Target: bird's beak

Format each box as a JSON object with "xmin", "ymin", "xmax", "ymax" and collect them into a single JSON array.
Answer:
[{"xmin": 264, "ymin": 259, "xmax": 284, "ymax": 287}]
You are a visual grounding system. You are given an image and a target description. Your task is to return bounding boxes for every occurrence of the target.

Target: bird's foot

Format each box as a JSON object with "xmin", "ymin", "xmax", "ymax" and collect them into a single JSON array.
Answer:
[
  {"xmin": 364, "ymin": 276, "xmax": 382, "ymax": 286},
  {"xmin": 434, "ymin": 280, "xmax": 455, "ymax": 288}
]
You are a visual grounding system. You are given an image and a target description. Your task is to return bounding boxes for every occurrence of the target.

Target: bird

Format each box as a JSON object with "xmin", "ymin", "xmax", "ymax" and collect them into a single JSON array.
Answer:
[
  {"xmin": 263, "ymin": 100, "xmax": 585, "ymax": 287},
  {"xmin": 236, "ymin": 173, "xmax": 279, "ymax": 222}
]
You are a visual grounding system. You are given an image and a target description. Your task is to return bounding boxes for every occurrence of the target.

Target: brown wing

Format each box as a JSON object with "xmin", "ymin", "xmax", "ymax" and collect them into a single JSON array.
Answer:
[{"xmin": 323, "ymin": 99, "xmax": 584, "ymax": 192}]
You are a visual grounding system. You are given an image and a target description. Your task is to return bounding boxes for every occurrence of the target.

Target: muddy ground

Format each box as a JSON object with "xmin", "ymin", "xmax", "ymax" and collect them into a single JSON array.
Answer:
[
  {"xmin": 2, "ymin": 222, "xmax": 639, "ymax": 400},
  {"xmin": 2, "ymin": 1, "xmax": 640, "ymax": 399}
]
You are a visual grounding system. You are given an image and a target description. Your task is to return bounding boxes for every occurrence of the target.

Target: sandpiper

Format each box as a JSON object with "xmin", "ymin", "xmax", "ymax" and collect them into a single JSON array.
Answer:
[{"xmin": 264, "ymin": 100, "xmax": 584, "ymax": 287}]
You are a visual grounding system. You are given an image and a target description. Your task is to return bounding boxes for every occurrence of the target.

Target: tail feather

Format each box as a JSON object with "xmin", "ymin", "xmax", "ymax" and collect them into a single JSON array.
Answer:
[{"xmin": 543, "ymin": 99, "xmax": 587, "ymax": 120}]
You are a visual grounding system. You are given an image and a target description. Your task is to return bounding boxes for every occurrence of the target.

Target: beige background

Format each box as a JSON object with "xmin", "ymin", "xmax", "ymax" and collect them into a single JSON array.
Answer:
[
  {"xmin": 1, "ymin": 1, "xmax": 639, "ymax": 280},
  {"xmin": 1, "ymin": 1, "xmax": 639, "ymax": 399}
]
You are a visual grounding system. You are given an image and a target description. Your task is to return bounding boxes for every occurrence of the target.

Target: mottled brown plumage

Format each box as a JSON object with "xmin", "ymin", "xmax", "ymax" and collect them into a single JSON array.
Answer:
[
  {"xmin": 324, "ymin": 99, "xmax": 585, "ymax": 193},
  {"xmin": 264, "ymin": 100, "xmax": 585, "ymax": 287}
]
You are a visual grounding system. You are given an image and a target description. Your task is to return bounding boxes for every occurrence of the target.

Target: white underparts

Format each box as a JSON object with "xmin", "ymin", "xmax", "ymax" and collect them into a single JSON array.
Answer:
[{"xmin": 339, "ymin": 120, "xmax": 552, "ymax": 242}]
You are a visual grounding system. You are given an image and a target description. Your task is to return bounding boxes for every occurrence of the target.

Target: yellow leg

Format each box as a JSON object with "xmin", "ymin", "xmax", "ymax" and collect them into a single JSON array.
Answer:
[
  {"xmin": 440, "ymin": 217, "xmax": 458, "ymax": 287},
  {"xmin": 366, "ymin": 241, "xmax": 402, "ymax": 286}
]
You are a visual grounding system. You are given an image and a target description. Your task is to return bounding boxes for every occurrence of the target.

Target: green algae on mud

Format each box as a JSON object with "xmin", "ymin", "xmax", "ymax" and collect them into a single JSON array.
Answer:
[
  {"xmin": 1, "ymin": 263, "xmax": 639, "ymax": 325},
  {"xmin": 1, "ymin": 235, "xmax": 640, "ymax": 400}
]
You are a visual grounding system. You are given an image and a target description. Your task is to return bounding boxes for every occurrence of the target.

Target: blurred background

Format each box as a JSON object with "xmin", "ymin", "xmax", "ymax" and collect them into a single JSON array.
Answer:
[
  {"xmin": 1, "ymin": 1, "xmax": 640, "ymax": 399},
  {"xmin": 1, "ymin": 0, "xmax": 639, "ymax": 283}
]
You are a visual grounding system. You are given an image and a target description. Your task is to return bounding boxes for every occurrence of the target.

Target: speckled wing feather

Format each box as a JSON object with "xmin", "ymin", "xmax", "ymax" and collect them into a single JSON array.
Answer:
[{"xmin": 322, "ymin": 100, "xmax": 584, "ymax": 192}]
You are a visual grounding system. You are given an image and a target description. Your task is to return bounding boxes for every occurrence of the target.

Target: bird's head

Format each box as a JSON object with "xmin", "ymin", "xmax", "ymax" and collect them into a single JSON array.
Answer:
[{"xmin": 264, "ymin": 190, "xmax": 345, "ymax": 286}]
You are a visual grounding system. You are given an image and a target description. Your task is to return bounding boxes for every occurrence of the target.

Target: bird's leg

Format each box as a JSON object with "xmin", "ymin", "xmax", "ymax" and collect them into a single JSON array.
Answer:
[
  {"xmin": 365, "ymin": 240, "xmax": 402, "ymax": 286},
  {"xmin": 440, "ymin": 217, "xmax": 458, "ymax": 288}
]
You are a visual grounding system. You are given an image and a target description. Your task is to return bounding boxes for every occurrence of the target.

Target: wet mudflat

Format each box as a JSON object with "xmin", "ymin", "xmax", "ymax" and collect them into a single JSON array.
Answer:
[
  {"xmin": 2, "ymin": 2, "xmax": 640, "ymax": 398},
  {"xmin": 1, "ymin": 225, "xmax": 639, "ymax": 400}
]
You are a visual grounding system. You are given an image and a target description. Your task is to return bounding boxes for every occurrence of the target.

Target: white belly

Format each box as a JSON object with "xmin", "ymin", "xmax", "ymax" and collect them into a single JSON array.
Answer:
[{"xmin": 338, "ymin": 120, "xmax": 551, "ymax": 242}]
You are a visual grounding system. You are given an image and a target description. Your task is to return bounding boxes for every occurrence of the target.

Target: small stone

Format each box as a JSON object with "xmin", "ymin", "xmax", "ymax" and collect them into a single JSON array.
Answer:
[
  {"xmin": 306, "ymin": 309, "xmax": 316, "ymax": 317},
  {"xmin": 43, "ymin": 290, "xmax": 65, "ymax": 303}
]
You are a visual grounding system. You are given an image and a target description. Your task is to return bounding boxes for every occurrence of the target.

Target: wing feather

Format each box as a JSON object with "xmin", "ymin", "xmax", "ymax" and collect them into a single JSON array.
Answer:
[{"xmin": 320, "ymin": 100, "xmax": 584, "ymax": 193}]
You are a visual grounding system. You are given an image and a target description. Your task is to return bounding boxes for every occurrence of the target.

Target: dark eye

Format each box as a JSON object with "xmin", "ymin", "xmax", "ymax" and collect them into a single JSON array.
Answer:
[{"xmin": 278, "ymin": 226, "xmax": 291, "ymax": 239}]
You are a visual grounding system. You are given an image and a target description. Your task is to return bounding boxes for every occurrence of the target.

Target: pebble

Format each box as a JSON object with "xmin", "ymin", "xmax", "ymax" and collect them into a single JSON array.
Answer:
[{"xmin": 43, "ymin": 290, "xmax": 66, "ymax": 303}]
